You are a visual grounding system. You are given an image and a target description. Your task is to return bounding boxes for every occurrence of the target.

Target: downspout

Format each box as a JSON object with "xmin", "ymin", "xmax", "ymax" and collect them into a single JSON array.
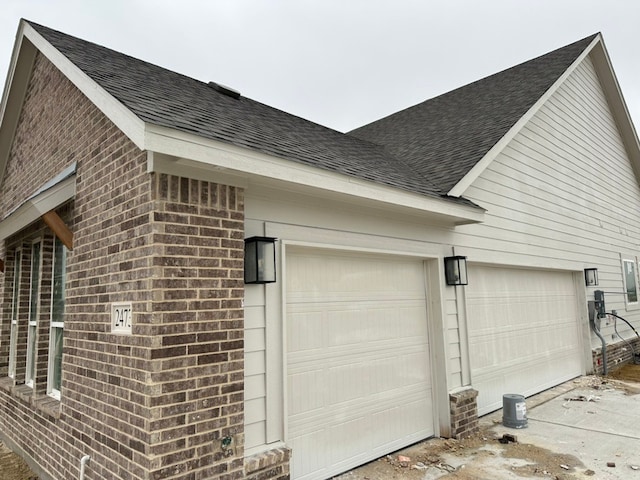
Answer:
[
  {"xmin": 79, "ymin": 455, "xmax": 90, "ymax": 480},
  {"xmin": 589, "ymin": 315, "xmax": 607, "ymax": 375}
]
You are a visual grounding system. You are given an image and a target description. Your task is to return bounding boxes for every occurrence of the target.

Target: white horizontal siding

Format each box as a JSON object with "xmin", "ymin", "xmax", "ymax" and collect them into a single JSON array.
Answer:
[
  {"xmin": 244, "ymin": 288, "xmax": 267, "ymax": 450},
  {"xmin": 459, "ymin": 53, "xmax": 640, "ymax": 347}
]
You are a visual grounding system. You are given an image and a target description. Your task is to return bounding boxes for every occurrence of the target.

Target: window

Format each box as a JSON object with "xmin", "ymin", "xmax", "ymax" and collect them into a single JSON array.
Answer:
[
  {"xmin": 623, "ymin": 258, "xmax": 639, "ymax": 306},
  {"xmin": 8, "ymin": 249, "xmax": 22, "ymax": 379},
  {"xmin": 47, "ymin": 237, "xmax": 66, "ymax": 399},
  {"xmin": 25, "ymin": 240, "xmax": 42, "ymax": 387}
]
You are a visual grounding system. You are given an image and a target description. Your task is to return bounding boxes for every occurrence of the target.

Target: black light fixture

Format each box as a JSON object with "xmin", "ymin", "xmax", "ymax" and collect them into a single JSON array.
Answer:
[
  {"xmin": 584, "ymin": 268, "xmax": 599, "ymax": 287},
  {"xmin": 244, "ymin": 236, "xmax": 277, "ymax": 284},
  {"xmin": 444, "ymin": 255, "xmax": 468, "ymax": 286}
]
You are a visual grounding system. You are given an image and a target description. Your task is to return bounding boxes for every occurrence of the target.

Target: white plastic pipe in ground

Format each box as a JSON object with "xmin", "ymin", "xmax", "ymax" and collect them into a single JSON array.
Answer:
[{"xmin": 79, "ymin": 455, "xmax": 91, "ymax": 480}]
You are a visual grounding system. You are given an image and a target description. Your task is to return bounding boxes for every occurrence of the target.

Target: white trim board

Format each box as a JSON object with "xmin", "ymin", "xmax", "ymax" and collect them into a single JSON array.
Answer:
[{"xmin": 0, "ymin": 175, "xmax": 75, "ymax": 242}]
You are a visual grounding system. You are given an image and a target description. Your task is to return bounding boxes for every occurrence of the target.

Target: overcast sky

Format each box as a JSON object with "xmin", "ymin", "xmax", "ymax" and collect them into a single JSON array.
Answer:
[{"xmin": 1, "ymin": 1, "xmax": 639, "ymax": 133}]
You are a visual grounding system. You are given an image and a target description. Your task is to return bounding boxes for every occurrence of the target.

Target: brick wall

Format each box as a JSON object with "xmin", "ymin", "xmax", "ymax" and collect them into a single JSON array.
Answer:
[
  {"xmin": 449, "ymin": 388, "xmax": 479, "ymax": 439},
  {"xmin": 0, "ymin": 51, "xmax": 251, "ymax": 480},
  {"xmin": 0, "ymin": 50, "xmax": 156, "ymax": 479},
  {"xmin": 0, "ymin": 53, "xmax": 85, "ymax": 215},
  {"xmin": 146, "ymin": 174, "xmax": 245, "ymax": 479},
  {"xmin": 244, "ymin": 447, "xmax": 291, "ymax": 480},
  {"xmin": 592, "ymin": 337, "xmax": 640, "ymax": 375}
]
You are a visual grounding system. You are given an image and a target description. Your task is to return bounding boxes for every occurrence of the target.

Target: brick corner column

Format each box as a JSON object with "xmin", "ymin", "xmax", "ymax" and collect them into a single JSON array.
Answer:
[{"xmin": 449, "ymin": 388, "xmax": 479, "ymax": 439}]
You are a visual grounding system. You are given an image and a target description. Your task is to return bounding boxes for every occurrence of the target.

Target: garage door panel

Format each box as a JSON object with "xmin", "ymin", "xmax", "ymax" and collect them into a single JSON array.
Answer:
[
  {"xmin": 289, "ymin": 346, "xmax": 430, "ymax": 408},
  {"xmin": 287, "ymin": 252, "xmax": 425, "ymax": 296},
  {"xmin": 288, "ymin": 302, "xmax": 427, "ymax": 345},
  {"xmin": 474, "ymin": 349, "xmax": 583, "ymax": 412},
  {"xmin": 470, "ymin": 323, "xmax": 581, "ymax": 369},
  {"xmin": 288, "ymin": 384, "xmax": 432, "ymax": 437},
  {"xmin": 468, "ymin": 266, "xmax": 582, "ymax": 415},
  {"xmin": 470, "ymin": 317, "xmax": 579, "ymax": 339},
  {"xmin": 286, "ymin": 395, "xmax": 434, "ymax": 443},
  {"xmin": 470, "ymin": 297, "xmax": 578, "ymax": 332},
  {"xmin": 287, "ymin": 248, "xmax": 434, "ymax": 480}
]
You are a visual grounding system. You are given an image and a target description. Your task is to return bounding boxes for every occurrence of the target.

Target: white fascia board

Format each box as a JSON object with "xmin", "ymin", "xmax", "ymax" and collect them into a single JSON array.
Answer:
[
  {"xmin": 147, "ymin": 152, "xmax": 249, "ymax": 189},
  {"xmin": 144, "ymin": 124, "xmax": 485, "ymax": 225},
  {"xmin": 447, "ymin": 35, "xmax": 602, "ymax": 198},
  {"xmin": 0, "ymin": 176, "xmax": 75, "ymax": 242},
  {"xmin": 21, "ymin": 22, "xmax": 146, "ymax": 150}
]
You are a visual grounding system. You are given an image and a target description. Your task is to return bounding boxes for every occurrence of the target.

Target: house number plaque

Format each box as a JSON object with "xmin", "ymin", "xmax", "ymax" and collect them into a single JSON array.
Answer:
[{"xmin": 111, "ymin": 302, "xmax": 133, "ymax": 334}]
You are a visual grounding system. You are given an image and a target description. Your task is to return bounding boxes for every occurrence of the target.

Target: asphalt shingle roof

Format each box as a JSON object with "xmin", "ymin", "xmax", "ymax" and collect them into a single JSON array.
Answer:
[
  {"xmin": 28, "ymin": 21, "xmax": 595, "ymax": 206},
  {"xmin": 29, "ymin": 21, "xmax": 454, "ymax": 203},
  {"xmin": 348, "ymin": 34, "xmax": 598, "ymax": 193}
]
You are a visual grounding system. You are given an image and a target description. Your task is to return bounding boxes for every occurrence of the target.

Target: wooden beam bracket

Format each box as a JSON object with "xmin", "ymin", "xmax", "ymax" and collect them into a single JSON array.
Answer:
[{"xmin": 42, "ymin": 210, "xmax": 73, "ymax": 250}]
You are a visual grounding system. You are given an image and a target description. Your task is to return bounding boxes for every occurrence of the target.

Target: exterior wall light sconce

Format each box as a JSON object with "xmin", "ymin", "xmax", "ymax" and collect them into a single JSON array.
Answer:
[
  {"xmin": 584, "ymin": 268, "xmax": 598, "ymax": 287},
  {"xmin": 444, "ymin": 255, "xmax": 468, "ymax": 286},
  {"xmin": 244, "ymin": 236, "xmax": 277, "ymax": 284}
]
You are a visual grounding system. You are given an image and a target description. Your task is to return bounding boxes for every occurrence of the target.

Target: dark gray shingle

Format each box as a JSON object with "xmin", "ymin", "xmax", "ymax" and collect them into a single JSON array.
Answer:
[
  {"xmin": 27, "ymin": 21, "xmax": 594, "ymax": 206},
  {"xmin": 28, "ymin": 21, "xmax": 453, "ymax": 203},
  {"xmin": 348, "ymin": 35, "xmax": 598, "ymax": 192}
]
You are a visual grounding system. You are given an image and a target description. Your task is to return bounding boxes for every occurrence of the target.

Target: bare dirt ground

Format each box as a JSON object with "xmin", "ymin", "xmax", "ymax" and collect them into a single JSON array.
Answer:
[
  {"xmin": 335, "ymin": 367, "xmax": 640, "ymax": 480},
  {"xmin": 0, "ymin": 442, "xmax": 38, "ymax": 479},
  {"xmin": 332, "ymin": 424, "xmax": 592, "ymax": 480},
  {"xmin": 609, "ymin": 361, "xmax": 640, "ymax": 384}
]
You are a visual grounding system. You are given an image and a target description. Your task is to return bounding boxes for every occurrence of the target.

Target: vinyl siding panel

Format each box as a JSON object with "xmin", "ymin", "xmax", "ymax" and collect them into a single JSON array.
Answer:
[
  {"xmin": 459, "ymin": 54, "xmax": 640, "ymax": 347},
  {"xmin": 445, "ymin": 295, "xmax": 463, "ymax": 388},
  {"xmin": 244, "ymin": 285, "xmax": 268, "ymax": 450}
]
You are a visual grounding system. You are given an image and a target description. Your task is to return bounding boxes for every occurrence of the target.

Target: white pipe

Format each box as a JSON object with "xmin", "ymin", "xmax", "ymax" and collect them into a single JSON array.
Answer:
[{"xmin": 79, "ymin": 455, "xmax": 91, "ymax": 480}]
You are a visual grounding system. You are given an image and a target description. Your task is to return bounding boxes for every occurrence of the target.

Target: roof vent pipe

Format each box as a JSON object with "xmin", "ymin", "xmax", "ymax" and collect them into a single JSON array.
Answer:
[{"xmin": 208, "ymin": 82, "xmax": 241, "ymax": 99}]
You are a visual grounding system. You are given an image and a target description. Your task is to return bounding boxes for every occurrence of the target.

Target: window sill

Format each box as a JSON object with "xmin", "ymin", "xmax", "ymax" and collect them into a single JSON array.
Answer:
[
  {"xmin": 12, "ymin": 384, "xmax": 33, "ymax": 403},
  {"xmin": 0, "ymin": 379, "xmax": 61, "ymax": 419},
  {"xmin": 34, "ymin": 394, "xmax": 61, "ymax": 419}
]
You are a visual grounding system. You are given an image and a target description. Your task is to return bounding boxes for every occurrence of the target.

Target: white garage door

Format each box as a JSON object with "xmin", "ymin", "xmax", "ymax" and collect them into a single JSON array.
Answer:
[
  {"xmin": 467, "ymin": 266, "xmax": 583, "ymax": 415},
  {"xmin": 286, "ymin": 248, "xmax": 434, "ymax": 480}
]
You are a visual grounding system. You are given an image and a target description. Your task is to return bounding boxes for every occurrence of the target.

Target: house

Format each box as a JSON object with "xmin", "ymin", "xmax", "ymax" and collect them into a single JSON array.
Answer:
[{"xmin": 0, "ymin": 18, "xmax": 639, "ymax": 480}]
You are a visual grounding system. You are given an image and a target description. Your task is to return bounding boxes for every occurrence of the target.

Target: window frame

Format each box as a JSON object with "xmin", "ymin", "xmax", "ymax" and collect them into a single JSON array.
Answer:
[
  {"xmin": 621, "ymin": 256, "xmax": 640, "ymax": 311},
  {"xmin": 8, "ymin": 248, "xmax": 22, "ymax": 379},
  {"xmin": 25, "ymin": 238, "xmax": 43, "ymax": 388},
  {"xmin": 47, "ymin": 236, "xmax": 66, "ymax": 400}
]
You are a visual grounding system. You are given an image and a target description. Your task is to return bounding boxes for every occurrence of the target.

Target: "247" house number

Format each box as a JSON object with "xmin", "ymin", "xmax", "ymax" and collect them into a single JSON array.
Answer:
[{"xmin": 111, "ymin": 302, "xmax": 133, "ymax": 334}]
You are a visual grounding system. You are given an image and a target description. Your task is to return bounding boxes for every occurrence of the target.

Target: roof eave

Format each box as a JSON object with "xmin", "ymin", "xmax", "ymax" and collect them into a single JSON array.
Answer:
[
  {"xmin": 145, "ymin": 125, "xmax": 486, "ymax": 226},
  {"xmin": 0, "ymin": 20, "xmax": 36, "ymax": 187},
  {"xmin": 0, "ymin": 20, "xmax": 147, "ymax": 190},
  {"xmin": 0, "ymin": 170, "xmax": 76, "ymax": 243},
  {"xmin": 447, "ymin": 34, "xmax": 603, "ymax": 198},
  {"xmin": 589, "ymin": 38, "xmax": 640, "ymax": 185}
]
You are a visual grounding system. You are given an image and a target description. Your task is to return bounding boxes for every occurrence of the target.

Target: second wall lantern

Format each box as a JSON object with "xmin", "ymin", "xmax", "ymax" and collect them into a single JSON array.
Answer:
[
  {"xmin": 444, "ymin": 255, "xmax": 468, "ymax": 286},
  {"xmin": 244, "ymin": 236, "xmax": 277, "ymax": 284},
  {"xmin": 584, "ymin": 268, "xmax": 598, "ymax": 287}
]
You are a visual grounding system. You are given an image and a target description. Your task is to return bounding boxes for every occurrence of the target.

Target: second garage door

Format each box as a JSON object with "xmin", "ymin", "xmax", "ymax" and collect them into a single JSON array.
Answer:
[
  {"xmin": 466, "ymin": 266, "xmax": 583, "ymax": 415},
  {"xmin": 286, "ymin": 247, "xmax": 434, "ymax": 480}
]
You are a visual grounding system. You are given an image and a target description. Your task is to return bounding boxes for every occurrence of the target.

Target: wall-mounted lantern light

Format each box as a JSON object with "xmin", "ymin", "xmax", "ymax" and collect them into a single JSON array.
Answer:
[
  {"xmin": 444, "ymin": 255, "xmax": 468, "ymax": 286},
  {"xmin": 584, "ymin": 268, "xmax": 599, "ymax": 287},
  {"xmin": 244, "ymin": 236, "xmax": 277, "ymax": 284}
]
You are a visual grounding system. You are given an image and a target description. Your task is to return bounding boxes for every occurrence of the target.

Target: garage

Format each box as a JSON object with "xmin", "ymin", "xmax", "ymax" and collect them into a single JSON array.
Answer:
[
  {"xmin": 285, "ymin": 247, "xmax": 435, "ymax": 480},
  {"xmin": 466, "ymin": 265, "xmax": 583, "ymax": 415}
]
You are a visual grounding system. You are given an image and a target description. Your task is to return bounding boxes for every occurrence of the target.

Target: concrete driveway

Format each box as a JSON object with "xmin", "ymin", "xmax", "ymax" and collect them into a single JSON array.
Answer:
[{"xmin": 335, "ymin": 369, "xmax": 640, "ymax": 479}]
